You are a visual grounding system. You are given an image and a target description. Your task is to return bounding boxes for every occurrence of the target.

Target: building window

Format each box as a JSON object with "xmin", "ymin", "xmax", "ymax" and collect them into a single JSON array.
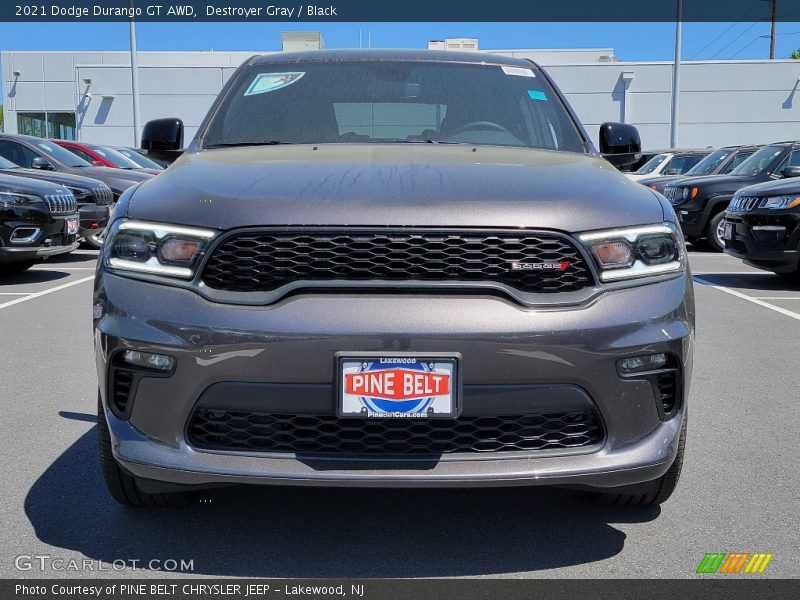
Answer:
[{"xmin": 16, "ymin": 112, "xmax": 76, "ymax": 140}]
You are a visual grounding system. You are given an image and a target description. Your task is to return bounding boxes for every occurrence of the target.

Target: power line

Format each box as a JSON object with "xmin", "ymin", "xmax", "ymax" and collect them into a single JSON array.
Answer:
[
  {"xmin": 730, "ymin": 36, "xmax": 763, "ymax": 58},
  {"xmin": 689, "ymin": 1, "xmax": 761, "ymax": 59},
  {"xmin": 708, "ymin": 21, "xmax": 761, "ymax": 59}
]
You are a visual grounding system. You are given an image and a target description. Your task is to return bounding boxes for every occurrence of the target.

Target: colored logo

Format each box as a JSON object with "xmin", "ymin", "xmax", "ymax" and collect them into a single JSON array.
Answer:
[
  {"xmin": 509, "ymin": 261, "xmax": 570, "ymax": 271},
  {"xmin": 696, "ymin": 552, "xmax": 773, "ymax": 574},
  {"xmin": 345, "ymin": 362, "xmax": 450, "ymax": 415}
]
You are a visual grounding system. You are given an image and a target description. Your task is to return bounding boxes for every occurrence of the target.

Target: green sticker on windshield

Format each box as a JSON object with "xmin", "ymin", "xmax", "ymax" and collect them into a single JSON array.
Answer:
[{"xmin": 244, "ymin": 72, "xmax": 305, "ymax": 96}]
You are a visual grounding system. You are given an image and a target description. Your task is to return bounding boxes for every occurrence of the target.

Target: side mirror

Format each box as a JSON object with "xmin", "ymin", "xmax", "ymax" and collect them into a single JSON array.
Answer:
[
  {"xmin": 31, "ymin": 156, "xmax": 53, "ymax": 170},
  {"xmin": 664, "ymin": 168, "xmax": 679, "ymax": 175},
  {"xmin": 781, "ymin": 166, "xmax": 800, "ymax": 178},
  {"xmin": 141, "ymin": 118, "xmax": 184, "ymax": 164},
  {"xmin": 90, "ymin": 159, "xmax": 105, "ymax": 167},
  {"xmin": 599, "ymin": 122, "xmax": 641, "ymax": 168}
]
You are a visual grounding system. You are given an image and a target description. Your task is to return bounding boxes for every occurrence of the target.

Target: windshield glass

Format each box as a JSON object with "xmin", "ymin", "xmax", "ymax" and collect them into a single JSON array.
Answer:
[
  {"xmin": 635, "ymin": 154, "xmax": 669, "ymax": 175},
  {"xmin": 33, "ymin": 140, "xmax": 91, "ymax": 168},
  {"xmin": 88, "ymin": 145, "xmax": 141, "ymax": 169},
  {"xmin": 730, "ymin": 145, "xmax": 785, "ymax": 176},
  {"xmin": 114, "ymin": 148, "xmax": 163, "ymax": 169},
  {"xmin": 201, "ymin": 61, "xmax": 586, "ymax": 152},
  {"xmin": 0, "ymin": 155, "xmax": 20, "ymax": 169},
  {"xmin": 685, "ymin": 149, "xmax": 729, "ymax": 176}
]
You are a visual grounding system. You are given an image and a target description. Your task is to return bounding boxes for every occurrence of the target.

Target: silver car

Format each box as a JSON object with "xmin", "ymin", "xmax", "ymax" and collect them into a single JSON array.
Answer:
[{"xmin": 94, "ymin": 50, "xmax": 694, "ymax": 508}]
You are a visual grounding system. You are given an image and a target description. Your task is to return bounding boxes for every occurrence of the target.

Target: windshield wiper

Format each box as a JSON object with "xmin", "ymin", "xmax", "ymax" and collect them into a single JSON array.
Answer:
[
  {"xmin": 205, "ymin": 141, "xmax": 294, "ymax": 149},
  {"xmin": 395, "ymin": 139, "xmax": 467, "ymax": 145}
]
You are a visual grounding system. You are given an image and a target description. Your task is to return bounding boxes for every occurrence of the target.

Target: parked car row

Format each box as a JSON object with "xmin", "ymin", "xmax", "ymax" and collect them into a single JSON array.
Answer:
[
  {"xmin": 627, "ymin": 142, "xmax": 800, "ymax": 276},
  {"xmin": 0, "ymin": 133, "xmax": 164, "ymax": 274}
]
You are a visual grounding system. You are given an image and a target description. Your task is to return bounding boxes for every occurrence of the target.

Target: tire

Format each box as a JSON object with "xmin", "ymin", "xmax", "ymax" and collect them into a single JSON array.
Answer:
[
  {"xmin": 777, "ymin": 270, "xmax": 800, "ymax": 283},
  {"xmin": 596, "ymin": 416, "xmax": 686, "ymax": 507},
  {"xmin": 706, "ymin": 212, "xmax": 726, "ymax": 252},
  {"xmin": 0, "ymin": 260, "xmax": 35, "ymax": 275},
  {"xmin": 82, "ymin": 230, "xmax": 105, "ymax": 250},
  {"xmin": 97, "ymin": 394, "xmax": 188, "ymax": 507}
]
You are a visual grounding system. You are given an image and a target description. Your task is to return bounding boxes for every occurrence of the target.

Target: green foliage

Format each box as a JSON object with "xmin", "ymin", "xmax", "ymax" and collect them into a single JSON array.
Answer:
[
  {"xmin": 0, "ymin": 106, "xmax": 4, "ymax": 132},
  {"xmin": 792, "ymin": 48, "xmax": 800, "ymax": 60}
]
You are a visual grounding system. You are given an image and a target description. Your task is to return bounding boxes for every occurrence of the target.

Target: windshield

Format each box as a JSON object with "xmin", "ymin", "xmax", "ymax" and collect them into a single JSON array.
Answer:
[
  {"xmin": 685, "ymin": 149, "xmax": 729, "ymax": 176},
  {"xmin": 635, "ymin": 154, "xmax": 669, "ymax": 175},
  {"xmin": 730, "ymin": 145, "xmax": 785, "ymax": 176},
  {"xmin": 114, "ymin": 148, "xmax": 163, "ymax": 169},
  {"xmin": 201, "ymin": 61, "xmax": 587, "ymax": 152},
  {"xmin": 0, "ymin": 155, "xmax": 20, "ymax": 169},
  {"xmin": 87, "ymin": 145, "xmax": 141, "ymax": 169},
  {"xmin": 33, "ymin": 139, "xmax": 91, "ymax": 168}
]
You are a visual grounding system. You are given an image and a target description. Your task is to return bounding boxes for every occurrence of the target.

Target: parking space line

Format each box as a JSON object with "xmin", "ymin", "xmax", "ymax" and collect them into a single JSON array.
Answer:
[
  {"xmin": 30, "ymin": 266, "xmax": 96, "ymax": 271},
  {"xmin": 753, "ymin": 297, "xmax": 800, "ymax": 300},
  {"xmin": 693, "ymin": 277, "xmax": 800, "ymax": 322},
  {"xmin": 0, "ymin": 292, "xmax": 32, "ymax": 295},
  {"xmin": 0, "ymin": 276, "xmax": 94, "ymax": 310}
]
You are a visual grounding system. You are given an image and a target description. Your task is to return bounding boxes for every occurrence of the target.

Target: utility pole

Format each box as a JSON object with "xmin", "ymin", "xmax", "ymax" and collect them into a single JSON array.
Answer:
[
  {"xmin": 129, "ymin": 0, "xmax": 142, "ymax": 146},
  {"xmin": 770, "ymin": 0, "xmax": 777, "ymax": 59},
  {"xmin": 670, "ymin": 0, "xmax": 682, "ymax": 148}
]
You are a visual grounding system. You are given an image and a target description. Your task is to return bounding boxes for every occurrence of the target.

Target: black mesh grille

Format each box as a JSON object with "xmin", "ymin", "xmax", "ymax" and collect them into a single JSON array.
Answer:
[
  {"xmin": 43, "ymin": 233, "xmax": 77, "ymax": 247},
  {"xmin": 654, "ymin": 371, "xmax": 678, "ymax": 414},
  {"xmin": 188, "ymin": 410, "xmax": 603, "ymax": 455},
  {"xmin": 112, "ymin": 370, "xmax": 134, "ymax": 413},
  {"xmin": 200, "ymin": 230, "xmax": 594, "ymax": 294}
]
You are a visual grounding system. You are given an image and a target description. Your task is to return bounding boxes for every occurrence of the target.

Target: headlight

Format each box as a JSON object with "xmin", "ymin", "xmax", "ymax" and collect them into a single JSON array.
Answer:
[
  {"xmin": 104, "ymin": 219, "xmax": 217, "ymax": 279},
  {"xmin": 0, "ymin": 191, "xmax": 43, "ymax": 207},
  {"xmin": 578, "ymin": 223, "xmax": 684, "ymax": 282},
  {"xmin": 682, "ymin": 188, "xmax": 690, "ymax": 200},
  {"xmin": 763, "ymin": 196, "xmax": 800, "ymax": 210}
]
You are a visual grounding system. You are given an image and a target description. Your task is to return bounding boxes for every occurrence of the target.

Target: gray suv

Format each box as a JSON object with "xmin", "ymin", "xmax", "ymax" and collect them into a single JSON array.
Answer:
[{"xmin": 94, "ymin": 50, "xmax": 694, "ymax": 508}]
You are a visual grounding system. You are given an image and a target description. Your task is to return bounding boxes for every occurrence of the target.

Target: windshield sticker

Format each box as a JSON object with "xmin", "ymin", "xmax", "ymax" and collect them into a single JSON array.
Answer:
[
  {"xmin": 528, "ymin": 90, "xmax": 548, "ymax": 101},
  {"xmin": 502, "ymin": 66, "xmax": 535, "ymax": 77},
  {"xmin": 244, "ymin": 72, "xmax": 305, "ymax": 96}
]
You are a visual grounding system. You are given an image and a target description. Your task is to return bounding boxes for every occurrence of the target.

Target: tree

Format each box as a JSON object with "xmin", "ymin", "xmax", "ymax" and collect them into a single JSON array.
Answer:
[
  {"xmin": 0, "ymin": 106, "xmax": 4, "ymax": 132},
  {"xmin": 792, "ymin": 48, "xmax": 800, "ymax": 60}
]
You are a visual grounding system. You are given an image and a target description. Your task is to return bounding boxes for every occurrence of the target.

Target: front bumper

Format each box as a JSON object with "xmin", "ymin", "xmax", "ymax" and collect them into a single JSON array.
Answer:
[
  {"xmin": 78, "ymin": 203, "xmax": 112, "ymax": 238},
  {"xmin": 0, "ymin": 212, "xmax": 79, "ymax": 263},
  {"xmin": 94, "ymin": 271, "xmax": 694, "ymax": 489},
  {"xmin": 723, "ymin": 211, "xmax": 800, "ymax": 273}
]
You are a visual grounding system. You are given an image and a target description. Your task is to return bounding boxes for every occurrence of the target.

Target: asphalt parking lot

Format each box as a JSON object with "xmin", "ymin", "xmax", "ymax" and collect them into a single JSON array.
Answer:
[{"xmin": 1, "ymin": 247, "xmax": 798, "ymax": 579}]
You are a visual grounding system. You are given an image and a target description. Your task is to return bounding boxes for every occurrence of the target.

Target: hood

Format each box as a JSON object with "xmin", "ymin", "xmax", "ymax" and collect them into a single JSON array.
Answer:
[
  {"xmin": 638, "ymin": 174, "xmax": 684, "ymax": 187},
  {"xmin": 127, "ymin": 145, "xmax": 665, "ymax": 231},
  {"xmin": 667, "ymin": 173, "xmax": 758, "ymax": 192},
  {"xmin": 0, "ymin": 167, "xmax": 110, "ymax": 191},
  {"xmin": 734, "ymin": 177, "xmax": 800, "ymax": 197},
  {"xmin": 60, "ymin": 165, "xmax": 152, "ymax": 194},
  {"xmin": 0, "ymin": 171, "xmax": 71, "ymax": 197}
]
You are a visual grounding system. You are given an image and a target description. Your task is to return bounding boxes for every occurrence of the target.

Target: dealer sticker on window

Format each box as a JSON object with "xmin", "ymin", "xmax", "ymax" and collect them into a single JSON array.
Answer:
[{"xmin": 338, "ymin": 356, "xmax": 458, "ymax": 419}]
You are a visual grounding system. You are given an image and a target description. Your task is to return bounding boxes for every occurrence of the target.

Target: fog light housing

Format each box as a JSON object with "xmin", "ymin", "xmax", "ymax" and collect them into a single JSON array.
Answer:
[
  {"xmin": 122, "ymin": 350, "xmax": 175, "ymax": 372},
  {"xmin": 617, "ymin": 353, "xmax": 668, "ymax": 375}
]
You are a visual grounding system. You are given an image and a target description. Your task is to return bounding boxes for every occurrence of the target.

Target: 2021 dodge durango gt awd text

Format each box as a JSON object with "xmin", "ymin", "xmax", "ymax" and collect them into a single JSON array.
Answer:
[{"xmin": 94, "ymin": 50, "xmax": 695, "ymax": 508}]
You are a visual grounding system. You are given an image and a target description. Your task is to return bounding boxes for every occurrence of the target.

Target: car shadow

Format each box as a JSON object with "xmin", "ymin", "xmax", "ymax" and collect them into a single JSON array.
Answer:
[
  {"xmin": 25, "ymin": 427, "xmax": 658, "ymax": 578},
  {"xmin": 0, "ymin": 270, "xmax": 70, "ymax": 286},
  {"xmin": 694, "ymin": 272, "xmax": 799, "ymax": 292}
]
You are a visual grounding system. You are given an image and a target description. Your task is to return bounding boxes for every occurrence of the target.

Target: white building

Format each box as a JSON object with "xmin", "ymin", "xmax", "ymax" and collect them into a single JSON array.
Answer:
[{"xmin": 2, "ymin": 42, "xmax": 800, "ymax": 149}]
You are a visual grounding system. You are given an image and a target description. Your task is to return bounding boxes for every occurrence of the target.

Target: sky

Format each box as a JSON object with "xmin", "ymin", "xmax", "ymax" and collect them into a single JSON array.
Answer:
[
  {"xmin": 1, "ymin": 20, "xmax": 799, "ymax": 109},
  {"xmin": 0, "ymin": 21, "xmax": 799, "ymax": 61}
]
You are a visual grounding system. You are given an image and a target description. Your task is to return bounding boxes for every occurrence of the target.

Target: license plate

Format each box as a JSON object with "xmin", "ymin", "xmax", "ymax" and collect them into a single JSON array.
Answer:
[
  {"xmin": 65, "ymin": 216, "xmax": 78, "ymax": 235},
  {"xmin": 723, "ymin": 222, "xmax": 734, "ymax": 240},
  {"xmin": 337, "ymin": 354, "xmax": 459, "ymax": 419}
]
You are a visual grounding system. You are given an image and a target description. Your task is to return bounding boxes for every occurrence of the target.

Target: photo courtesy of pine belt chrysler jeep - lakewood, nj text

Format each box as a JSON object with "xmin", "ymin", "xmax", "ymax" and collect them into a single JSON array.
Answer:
[{"xmin": 93, "ymin": 49, "xmax": 694, "ymax": 509}]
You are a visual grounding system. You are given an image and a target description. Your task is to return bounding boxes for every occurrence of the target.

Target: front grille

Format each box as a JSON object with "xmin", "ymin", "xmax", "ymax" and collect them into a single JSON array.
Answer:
[
  {"xmin": 728, "ymin": 196, "xmax": 764, "ymax": 212},
  {"xmin": 43, "ymin": 233, "xmax": 77, "ymax": 247},
  {"xmin": 188, "ymin": 410, "xmax": 603, "ymax": 455},
  {"xmin": 201, "ymin": 230, "xmax": 594, "ymax": 295},
  {"xmin": 44, "ymin": 193, "xmax": 77, "ymax": 215},
  {"xmin": 111, "ymin": 370, "xmax": 135, "ymax": 414},
  {"xmin": 663, "ymin": 187, "xmax": 680, "ymax": 202},
  {"xmin": 91, "ymin": 186, "xmax": 113, "ymax": 206}
]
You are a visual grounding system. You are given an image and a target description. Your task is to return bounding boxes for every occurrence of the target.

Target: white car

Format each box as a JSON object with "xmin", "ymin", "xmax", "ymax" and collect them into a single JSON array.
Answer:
[{"xmin": 625, "ymin": 150, "xmax": 709, "ymax": 182}]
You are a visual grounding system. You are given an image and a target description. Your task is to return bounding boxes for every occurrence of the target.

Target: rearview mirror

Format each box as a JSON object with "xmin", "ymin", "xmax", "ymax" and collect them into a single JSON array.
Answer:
[
  {"xmin": 141, "ymin": 118, "xmax": 184, "ymax": 165},
  {"xmin": 31, "ymin": 156, "xmax": 53, "ymax": 171},
  {"xmin": 599, "ymin": 122, "xmax": 641, "ymax": 168},
  {"xmin": 781, "ymin": 166, "xmax": 800, "ymax": 178}
]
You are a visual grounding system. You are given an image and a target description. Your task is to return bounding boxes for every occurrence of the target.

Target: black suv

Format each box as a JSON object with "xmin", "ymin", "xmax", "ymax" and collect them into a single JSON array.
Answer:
[
  {"xmin": 0, "ymin": 172, "xmax": 79, "ymax": 274},
  {"xmin": 724, "ymin": 178, "xmax": 800, "ymax": 280},
  {"xmin": 663, "ymin": 142, "xmax": 800, "ymax": 251},
  {"xmin": 0, "ymin": 154, "xmax": 113, "ymax": 249},
  {"xmin": 638, "ymin": 145, "xmax": 759, "ymax": 194}
]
